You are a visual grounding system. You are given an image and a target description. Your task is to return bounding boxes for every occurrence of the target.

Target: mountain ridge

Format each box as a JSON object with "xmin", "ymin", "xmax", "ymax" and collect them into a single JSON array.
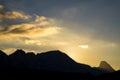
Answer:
[
  {"xmin": 0, "ymin": 49, "xmax": 117, "ymax": 75},
  {"xmin": 0, "ymin": 49, "xmax": 120, "ymax": 80}
]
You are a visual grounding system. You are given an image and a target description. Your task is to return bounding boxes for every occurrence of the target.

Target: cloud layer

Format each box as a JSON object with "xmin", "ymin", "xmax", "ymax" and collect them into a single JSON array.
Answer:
[
  {"xmin": 0, "ymin": 5, "xmax": 61, "ymax": 38},
  {"xmin": 0, "ymin": 5, "xmax": 30, "ymax": 22},
  {"xmin": 0, "ymin": 5, "xmax": 61, "ymax": 52}
]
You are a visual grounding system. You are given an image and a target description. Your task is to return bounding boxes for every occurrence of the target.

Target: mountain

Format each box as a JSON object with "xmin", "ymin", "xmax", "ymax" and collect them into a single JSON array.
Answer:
[
  {"xmin": 9, "ymin": 49, "xmax": 27, "ymax": 69},
  {"xmin": 10, "ymin": 49, "xmax": 26, "ymax": 56},
  {"xmin": 36, "ymin": 50, "xmax": 92, "ymax": 73},
  {"xmin": 0, "ymin": 50, "xmax": 7, "ymax": 59},
  {"xmin": 8, "ymin": 50, "xmax": 107, "ymax": 75},
  {"xmin": 0, "ymin": 50, "xmax": 8, "ymax": 68},
  {"xmin": 99, "ymin": 61, "xmax": 115, "ymax": 72},
  {"xmin": 25, "ymin": 52, "xmax": 36, "ymax": 69},
  {"xmin": 0, "ymin": 49, "xmax": 119, "ymax": 80}
]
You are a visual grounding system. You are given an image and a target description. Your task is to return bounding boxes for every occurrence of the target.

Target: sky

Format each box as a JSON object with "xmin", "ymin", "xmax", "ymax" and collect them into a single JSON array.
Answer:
[{"xmin": 0, "ymin": 0, "xmax": 120, "ymax": 70}]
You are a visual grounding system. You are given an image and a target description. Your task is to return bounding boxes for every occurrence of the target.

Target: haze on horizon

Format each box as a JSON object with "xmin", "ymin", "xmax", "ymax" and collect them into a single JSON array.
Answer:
[{"xmin": 0, "ymin": 0, "xmax": 120, "ymax": 70}]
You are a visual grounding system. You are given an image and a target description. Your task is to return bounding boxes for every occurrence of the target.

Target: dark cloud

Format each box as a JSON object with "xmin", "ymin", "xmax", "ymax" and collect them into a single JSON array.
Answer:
[
  {"xmin": 0, "ymin": 5, "xmax": 60, "ymax": 38},
  {"xmin": 1, "ymin": 0, "xmax": 120, "ymax": 42},
  {"xmin": 0, "ymin": 4, "xmax": 31, "ymax": 27}
]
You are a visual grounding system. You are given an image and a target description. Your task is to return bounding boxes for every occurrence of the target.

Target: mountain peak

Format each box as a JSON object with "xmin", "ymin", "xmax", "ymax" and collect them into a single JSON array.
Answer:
[
  {"xmin": 36, "ymin": 50, "xmax": 78, "ymax": 71},
  {"xmin": 38, "ymin": 50, "xmax": 68, "ymax": 57},
  {"xmin": 10, "ymin": 49, "xmax": 26, "ymax": 56},
  {"xmin": 99, "ymin": 61, "xmax": 115, "ymax": 72}
]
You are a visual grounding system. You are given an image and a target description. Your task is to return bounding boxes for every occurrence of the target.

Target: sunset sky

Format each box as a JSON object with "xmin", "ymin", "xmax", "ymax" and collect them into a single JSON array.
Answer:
[{"xmin": 0, "ymin": 0, "xmax": 120, "ymax": 70}]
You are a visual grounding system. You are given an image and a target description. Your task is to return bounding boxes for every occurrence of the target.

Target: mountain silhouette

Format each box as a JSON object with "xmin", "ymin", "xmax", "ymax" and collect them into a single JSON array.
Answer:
[
  {"xmin": 2, "ymin": 50, "xmax": 110, "ymax": 75},
  {"xmin": 0, "ymin": 50, "xmax": 8, "ymax": 68},
  {"xmin": 35, "ymin": 50, "xmax": 109, "ymax": 75},
  {"xmin": 25, "ymin": 52, "xmax": 36, "ymax": 69},
  {"xmin": 9, "ymin": 49, "xmax": 26, "ymax": 69},
  {"xmin": 36, "ymin": 50, "xmax": 92, "ymax": 73},
  {"xmin": 99, "ymin": 61, "xmax": 115, "ymax": 72},
  {"xmin": 0, "ymin": 49, "xmax": 119, "ymax": 80},
  {"xmin": 0, "ymin": 50, "xmax": 7, "ymax": 60}
]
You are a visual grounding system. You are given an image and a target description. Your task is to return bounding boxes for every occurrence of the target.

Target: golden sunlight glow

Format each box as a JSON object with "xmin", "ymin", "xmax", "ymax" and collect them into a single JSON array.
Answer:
[{"xmin": 79, "ymin": 45, "xmax": 88, "ymax": 49}]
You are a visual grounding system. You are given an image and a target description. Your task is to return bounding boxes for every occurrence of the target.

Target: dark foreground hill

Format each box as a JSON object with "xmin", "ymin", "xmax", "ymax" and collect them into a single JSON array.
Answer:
[{"xmin": 0, "ymin": 49, "xmax": 120, "ymax": 80}]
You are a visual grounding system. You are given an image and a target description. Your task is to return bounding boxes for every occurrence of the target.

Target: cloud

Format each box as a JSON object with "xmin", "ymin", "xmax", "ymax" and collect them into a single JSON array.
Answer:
[
  {"xmin": 25, "ymin": 40, "xmax": 42, "ymax": 46},
  {"xmin": 0, "ymin": 18, "xmax": 61, "ymax": 38},
  {"xmin": 35, "ymin": 16, "xmax": 47, "ymax": 22},
  {"xmin": 0, "ymin": 5, "xmax": 30, "ymax": 22},
  {"xmin": 0, "ymin": 5, "xmax": 61, "ymax": 38},
  {"xmin": 0, "ymin": 5, "xmax": 3, "ymax": 10},
  {"xmin": 0, "ymin": 4, "xmax": 61, "ymax": 52},
  {"xmin": 0, "ymin": 11, "xmax": 30, "ymax": 20}
]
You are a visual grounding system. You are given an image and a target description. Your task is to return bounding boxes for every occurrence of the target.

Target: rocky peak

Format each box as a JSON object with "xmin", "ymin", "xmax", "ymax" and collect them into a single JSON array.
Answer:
[{"xmin": 99, "ymin": 61, "xmax": 115, "ymax": 72}]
